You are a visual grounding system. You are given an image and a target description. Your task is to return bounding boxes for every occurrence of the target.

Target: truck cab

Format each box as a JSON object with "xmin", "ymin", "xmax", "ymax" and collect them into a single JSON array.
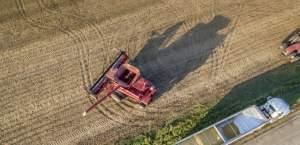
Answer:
[{"xmin": 261, "ymin": 97, "xmax": 291, "ymax": 121}]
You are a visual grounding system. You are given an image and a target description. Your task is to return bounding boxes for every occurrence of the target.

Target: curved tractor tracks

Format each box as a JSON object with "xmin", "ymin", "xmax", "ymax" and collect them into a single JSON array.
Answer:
[
  {"xmin": 14, "ymin": 0, "xmax": 136, "ymax": 138},
  {"xmin": 15, "ymin": 0, "xmax": 175, "ymax": 128},
  {"xmin": 206, "ymin": 2, "xmax": 245, "ymax": 82}
]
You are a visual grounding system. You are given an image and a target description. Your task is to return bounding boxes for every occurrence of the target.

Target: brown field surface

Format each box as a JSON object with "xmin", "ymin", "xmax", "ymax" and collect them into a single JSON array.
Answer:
[{"xmin": 0, "ymin": 0, "xmax": 300, "ymax": 144}]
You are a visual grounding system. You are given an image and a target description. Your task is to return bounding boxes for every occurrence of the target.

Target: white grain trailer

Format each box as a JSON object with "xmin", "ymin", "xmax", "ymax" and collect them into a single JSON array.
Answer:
[{"xmin": 176, "ymin": 97, "xmax": 290, "ymax": 145}]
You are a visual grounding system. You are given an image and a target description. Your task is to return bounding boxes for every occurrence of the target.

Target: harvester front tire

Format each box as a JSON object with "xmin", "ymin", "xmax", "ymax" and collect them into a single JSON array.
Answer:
[
  {"xmin": 138, "ymin": 103, "xmax": 146, "ymax": 109},
  {"xmin": 290, "ymin": 56, "xmax": 300, "ymax": 63},
  {"xmin": 111, "ymin": 93, "xmax": 121, "ymax": 103}
]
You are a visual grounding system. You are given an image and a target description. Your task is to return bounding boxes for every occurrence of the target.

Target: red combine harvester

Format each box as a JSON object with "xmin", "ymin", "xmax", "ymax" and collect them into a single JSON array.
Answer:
[
  {"xmin": 280, "ymin": 28, "xmax": 300, "ymax": 63},
  {"xmin": 83, "ymin": 50, "xmax": 157, "ymax": 116}
]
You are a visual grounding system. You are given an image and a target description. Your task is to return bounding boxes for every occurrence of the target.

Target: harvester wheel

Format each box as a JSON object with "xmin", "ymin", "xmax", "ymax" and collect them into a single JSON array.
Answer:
[
  {"xmin": 290, "ymin": 55, "xmax": 300, "ymax": 63},
  {"xmin": 138, "ymin": 103, "xmax": 146, "ymax": 109},
  {"xmin": 111, "ymin": 93, "xmax": 121, "ymax": 103},
  {"xmin": 279, "ymin": 44, "xmax": 287, "ymax": 49}
]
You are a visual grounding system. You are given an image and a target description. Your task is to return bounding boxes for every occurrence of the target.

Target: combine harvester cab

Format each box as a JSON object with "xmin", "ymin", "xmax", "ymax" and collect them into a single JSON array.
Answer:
[
  {"xmin": 176, "ymin": 97, "xmax": 290, "ymax": 145},
  {"xmin": 83, "ymin": 50, "xmax": 156, "ymax": 116},
  {"xmin": 280, "ymin": 28, "xmax": 300, "ymax": 63}
]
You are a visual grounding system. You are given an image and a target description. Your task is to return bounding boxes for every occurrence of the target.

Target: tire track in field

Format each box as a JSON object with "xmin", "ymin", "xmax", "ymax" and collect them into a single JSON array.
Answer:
[
  {"xmin": 35, "ymin": 0, "xmax": 138, "ymax": 126},
  {"xmin": 152, "ymin": 1, "xmax": 225, "ymax": 91},
  {"xmin": 36, "ymin": 0, "xmax": 157, "ymax": 126},
  {"xmin": 160, "ymin": 0, "xmax": 190, "ymax": 32},
  {"xmin": 207, "ymin": 2, "xmax": 245, "ymax": 81},
  {"xmin": 39, "ymin": 0, "xmax": 145, "ymax": 121},
  {"xmin": 2, "ymin": 76, "xmax": 120, "ymax": 144},
  {"xmin": 202, "ymin": 0, "xmax": 286, "ymax": 84},
  {"xmin": 5, "ymin": 3, "xmax": 85, "ymax": 142},
  {"xmin": 15, "ymin": 0, "xmax": 91, "ymax": 90},
  {"xmin": 218, "ymin": 16, "xmax": 289, "ymax": 68},
  {"xmin": 0, "ymin": 62, "xmax": 84, "ymax": 141},
  {"xmin": 196, "ymin": 1, "xmax": 260, "ymax": 81},
  {"xmin": 0, "ymin": 72, "xmax": 80, "ymax": 124},
  {"xmin": 11, "ymin": 0, "xmax": 127, "ymax": 142},
  {"xmin": 172, "ymin": 11, "xmax": 290, "ymax": 105},
  {"xmin": 2, "ymin": 95, "xmax": 88, "ymax": 144},
  {"xmin": 15, "ymin": 0, "xmax": 52, "ymax": 30},
  {"xmin": 210, "ymin": 5, "xmax": 240, "ymax": 79},
  {"xmin": 39, "ymin": 0, "xmax": 108, "ymax": 61}
]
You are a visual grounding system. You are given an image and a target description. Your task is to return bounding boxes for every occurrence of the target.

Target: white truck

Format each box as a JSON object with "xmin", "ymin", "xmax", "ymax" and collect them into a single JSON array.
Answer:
[{"xmin": 175, "ymin": 97, "xmax": 291, "ymax": 145}]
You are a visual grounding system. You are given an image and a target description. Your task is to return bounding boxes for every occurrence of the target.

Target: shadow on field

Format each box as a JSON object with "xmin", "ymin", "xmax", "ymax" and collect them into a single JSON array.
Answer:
[
  {"xmin": 187, "ymin": 62, "xmax": 300, "ymax": 135},
  {"xmin": 133, "ymin": 15, "xmax": 231, "ymax": 99}
]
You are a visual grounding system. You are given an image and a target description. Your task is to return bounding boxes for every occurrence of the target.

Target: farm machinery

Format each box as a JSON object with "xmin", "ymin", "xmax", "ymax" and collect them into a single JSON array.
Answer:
[
  {"xmin": 280, "ymin": 28, "xmax": 300, "ymax": 63},
  {"xmin": 83, "ymin": 50, "xmax": 157, "ymax": 116}
]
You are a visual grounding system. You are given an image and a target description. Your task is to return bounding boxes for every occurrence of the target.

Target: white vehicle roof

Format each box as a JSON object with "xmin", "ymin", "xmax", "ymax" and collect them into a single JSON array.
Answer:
[{"xmin": 268, "ymin": 97, "xmax": 290, "ymax": 116}]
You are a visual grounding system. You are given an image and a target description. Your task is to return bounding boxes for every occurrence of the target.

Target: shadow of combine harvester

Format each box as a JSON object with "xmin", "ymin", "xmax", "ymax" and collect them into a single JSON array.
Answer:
[{"xmin": 134, "ymin": 15, "xmax": 230, "ymax": 98}]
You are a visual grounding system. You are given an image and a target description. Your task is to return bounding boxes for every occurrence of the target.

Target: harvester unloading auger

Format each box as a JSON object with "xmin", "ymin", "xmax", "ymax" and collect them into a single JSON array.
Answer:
[{"xmin": 83, "ymin": 50, "xmax": 157, "ymax": 116}]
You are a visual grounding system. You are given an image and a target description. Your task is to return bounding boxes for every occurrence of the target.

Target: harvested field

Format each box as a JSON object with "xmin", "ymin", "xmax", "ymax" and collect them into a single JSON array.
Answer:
[{"xmin": 0, "ymin": 0, "xmax": 300, "ymax": 144}]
